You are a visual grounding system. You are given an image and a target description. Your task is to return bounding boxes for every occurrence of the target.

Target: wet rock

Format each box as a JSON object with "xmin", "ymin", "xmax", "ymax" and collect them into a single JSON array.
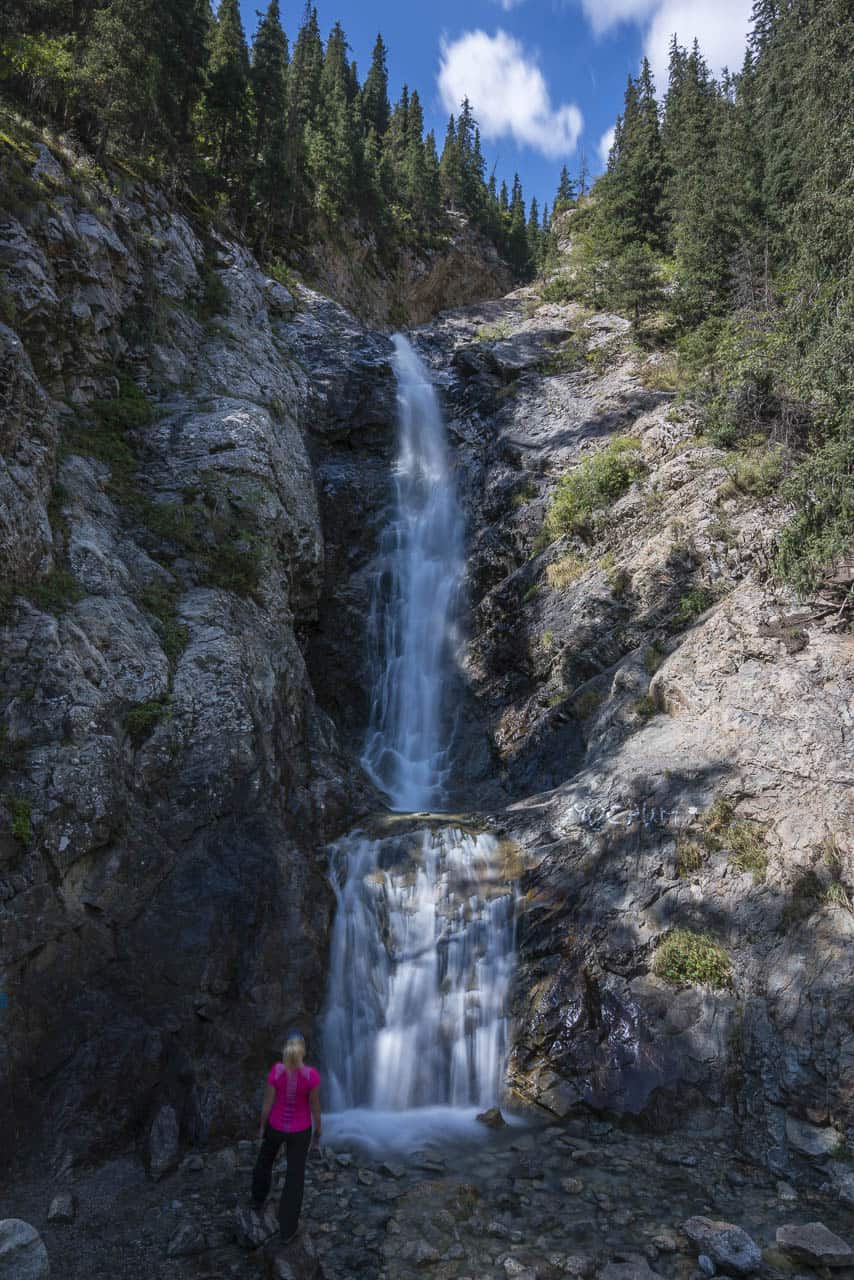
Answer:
[
  {"xmin": 775, "ymin": 1223, "xmax": 853, "ymax": 1268},
  {"xmin": 0, "ymin": 1220, "xmax": 49, "ymax": 1280},
  {"xmin": 47, "ymin": 1193, "xmax": 76, "ymax": 1223},
  {"xmin": 167, "ymin": 1219, "xmax": 208, "ymax": 1257},
  {"xmin": 682, "ymin": 1218, "xmax": 762, "ymax": 1275},
  {"xmin": 698, "ymin": 1255, "xmax": 716, "ymax": 1276},
  {"xmin": 477, "ymin": 1107, "xmax": 508, "ymax": 1127},
  {"xmin": 148, "ymin": 1104, "xmax": 179, "ymax": 1180}
]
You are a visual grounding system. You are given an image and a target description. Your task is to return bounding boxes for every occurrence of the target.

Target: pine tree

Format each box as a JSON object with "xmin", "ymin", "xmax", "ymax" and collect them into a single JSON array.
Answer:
[
  {"xmin": 200, "ymin": 0, "xmax": 250, "ymax": 181},
  {"xmin": 439, "ymin": 114, "xmax": 463, "ymax": 208},
  {"xmin": 251, "ymin": 0, "xmax": 288, "ymax": 161},
  {"xmin": 554, "ymin": 164, "xmax": 576, "ymax": 213},
  {"xmin": 361, "ymin": 33, "xmax": 390, "ymax": 139}
]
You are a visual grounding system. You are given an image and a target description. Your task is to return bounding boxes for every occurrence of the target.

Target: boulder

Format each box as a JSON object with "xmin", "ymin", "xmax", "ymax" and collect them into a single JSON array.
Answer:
[
  {"xmin": 476, "ymin": 1107, "xmax": 507, "ymax": 1127},
  {"xmin": 0, "ymin": 1220, "xmax": 49, "ymax": 1280},
  {"xmin": 234, "ymin": 1205, "xmax": 278, "ymax": 1250},
  {"xmin": 682, "ymin": 1219, "xmax": 762, "ymax": 1275},
  {"xmin": 775, "ymin": 1223, "xmax": 853, "ymax": 1268}
]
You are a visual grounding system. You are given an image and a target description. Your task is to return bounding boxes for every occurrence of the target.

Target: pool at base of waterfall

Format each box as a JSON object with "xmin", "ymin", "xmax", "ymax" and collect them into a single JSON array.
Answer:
[{"xmin": 323, "ymin": 1105, "xmax": 526, "ymax": 1157}]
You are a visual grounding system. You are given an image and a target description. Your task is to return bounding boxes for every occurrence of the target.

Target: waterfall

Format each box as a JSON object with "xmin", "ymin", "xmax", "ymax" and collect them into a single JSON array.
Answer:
[
  {"xmin": 320, "ymin": 336, "xmax": 516, "ymax": 1140},
  {"xmin": 360, "ymin": 334, "xmax": 465, "ymax": 813}
]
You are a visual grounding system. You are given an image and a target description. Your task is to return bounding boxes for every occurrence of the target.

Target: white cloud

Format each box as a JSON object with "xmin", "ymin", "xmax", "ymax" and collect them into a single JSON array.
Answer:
[
  {"xmin": 577, "ymin": 0, "xmax": 753, "ymax": 90},
  {"xmin": 438, "ymin": 29, "xmax": 583, "ymax": 160},
  {"xmin": 598, "ymin": 124, "xmax": 616, "ymax": 165},
  {"xmin": 492, "ymin": 0, "xmax": 527, "ymax": 9},
  {"xmin": 643, "ymin": 0, "xmax": 754, "ymax": 89},
  {"xmin": 579, "ymin": 0, "xmax": 660, "ymax": 36}
]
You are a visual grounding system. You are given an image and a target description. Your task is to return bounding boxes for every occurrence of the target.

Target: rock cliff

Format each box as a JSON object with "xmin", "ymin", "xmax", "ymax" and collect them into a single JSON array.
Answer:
[
  {"xmin": 401, "ymin": 292, "xmax": 853, "ymax": 1187},
  {"xmin": 0, "ymin": 138, "xmax": 395, "ymax": 1169},
  {"xmin": 2, "ymin": 127, "xmax": 852, "ymax": 1210}
]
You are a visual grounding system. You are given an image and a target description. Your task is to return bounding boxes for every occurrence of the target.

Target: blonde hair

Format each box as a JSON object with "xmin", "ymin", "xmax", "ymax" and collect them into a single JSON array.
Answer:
[{"xmin": 283, "ymin": 1034, "xmax": 305, "ymax": 1071}]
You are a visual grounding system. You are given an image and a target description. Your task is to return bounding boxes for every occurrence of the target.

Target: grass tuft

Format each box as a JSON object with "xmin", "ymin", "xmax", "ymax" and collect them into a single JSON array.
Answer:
[{"xmin": 653, "ymin": 928, "xmax": 732, "ymax": 988}]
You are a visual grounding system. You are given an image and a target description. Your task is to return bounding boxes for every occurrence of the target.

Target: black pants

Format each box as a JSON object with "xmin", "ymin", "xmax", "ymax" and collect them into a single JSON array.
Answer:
[{"xmin": 251, "ymin": 1124, "xmax": 312, "ymax": 1239}]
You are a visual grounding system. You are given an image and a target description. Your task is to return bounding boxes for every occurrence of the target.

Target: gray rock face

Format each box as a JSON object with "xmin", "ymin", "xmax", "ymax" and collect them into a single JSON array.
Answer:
[
  {"xmin": 0, "ymin": 147, "xmax": 385, "ymax": 1168},
  {"xmin": 775, "ymin": 1223, "xmax": 853, "ymax": 1268},
  {"xmin": 681, "ymin": 1218, "xmax": 762, "ymax": 1274},
  {"xmin": 408, "ymin": 288, "xmax": 854, "ymax": 1173},
  {"xmin": 0, "ymin": 1220, "xmax": 49, "ymax": 1280}
]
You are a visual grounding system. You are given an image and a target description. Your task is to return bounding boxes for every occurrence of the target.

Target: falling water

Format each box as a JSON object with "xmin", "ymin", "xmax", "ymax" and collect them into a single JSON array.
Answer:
[
  {"xmin": 360, "ymin": 334, "xmax": 465, "ymax": 813},
  {"xmin": 321, "ymin": 336, "xmax": 516, "ymax": 1143}
]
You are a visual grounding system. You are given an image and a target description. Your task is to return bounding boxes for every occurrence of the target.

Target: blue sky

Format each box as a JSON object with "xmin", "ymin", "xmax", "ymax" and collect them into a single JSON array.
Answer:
[{"xmin": 237, "ymin": 1, "xmax": 754, "ymax": 210}]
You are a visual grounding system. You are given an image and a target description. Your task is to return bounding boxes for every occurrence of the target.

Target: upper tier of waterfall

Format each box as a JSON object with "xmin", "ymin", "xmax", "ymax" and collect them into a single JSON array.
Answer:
[{"xmin": 360, "ymin": 334, "xmax": 465, "ymax": 813}]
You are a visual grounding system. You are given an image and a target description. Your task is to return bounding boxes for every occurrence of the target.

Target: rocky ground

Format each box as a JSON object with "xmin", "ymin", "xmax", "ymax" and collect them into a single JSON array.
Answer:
[{"xmin": 2, "ymin": 1114, "xmax": 853, "ymax": 1279}]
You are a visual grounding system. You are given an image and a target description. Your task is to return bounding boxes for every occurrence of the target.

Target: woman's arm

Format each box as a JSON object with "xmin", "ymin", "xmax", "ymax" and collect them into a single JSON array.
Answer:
[
  {"xmin": 258, "ymin": 1084, "xmax": 275, "ymax": 1139},
  {"xmin": 309, "ymin": 1086, "xmax": 321, "ymax": 1147}
]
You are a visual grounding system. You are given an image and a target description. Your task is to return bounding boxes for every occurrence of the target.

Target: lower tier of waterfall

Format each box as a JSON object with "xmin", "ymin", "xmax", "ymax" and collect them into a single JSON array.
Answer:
[{"xmin": 320, "ymin": 825, "xmax": 516, "ymax": 1122}]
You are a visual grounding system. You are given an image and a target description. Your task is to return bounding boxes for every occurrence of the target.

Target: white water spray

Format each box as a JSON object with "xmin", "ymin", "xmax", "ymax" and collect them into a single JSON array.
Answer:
[{"xmin": 321, "ymin": 336, "xmax": 516, "ymax": 1142}]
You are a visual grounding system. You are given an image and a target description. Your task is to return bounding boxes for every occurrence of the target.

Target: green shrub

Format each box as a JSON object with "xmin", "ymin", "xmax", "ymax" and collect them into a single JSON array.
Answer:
[
  {"xmin": 205, "ymin": 538, "xmax": 261, "ymax": 596},
  {"xmin": 670, "ymin": 587, "xmax": 715, "ymax": 630},
  {"xmin": 825, "ymin": 881, "xmax": 853, "ymax": 912},
  {"xmin": 543, "ymin": 437, "xmax": 646, "ymax": 540},
  {"xmin": 633, "ymin": 693, "xmax": 659, "ymax": 720},
  {"xmin": 125, "ymin": 699, "xmax": 169, "ymax": 746},
  {"xmin": 198, "ymin": 264, "xmax": 229, "ymax": 320},
  {"xmin": 653, "ymin": 928, "xmax": 732, "ymax": 988},
  {"xmin": 540, "ymin": 275, "xmax": 576, "ymax": 304},
  {"xmin": 675, "ymin": 838, "xmax": 706, "ymax": 878},
  {"xmin": 719, "ymin": 445, "xmax": 786, "ymax": 499},
  {"xmin": 775, "ymin": 432, "xmax": 854, "ymax": 596},
  {"xmin": 23, "ymin": 569, "xmax": 83, "ymax": 613},
  {"xmin": 475, "ymin": 320, "xmax": 512, "ymax": 342},
  {"xmin": 7, "ymin": 796, "xmax": 33, "ymax": 846},
  {"xmin": 539, "ymin": 336, "xmax": 586, "ymax": 375},
  {"xmin": 138, "ymin": 580, "xmax": 189, "ymax": 666},
  {"xmin": 90, "ymin": 374, "xmax": 154, "ymax": 431},
  {"xmin": 546, "ymin": 553, "xmax": 585, "ymax": 589},
  {"xmin": 729, "ymin": 822, "xmax": 769, "ymax": 882}
]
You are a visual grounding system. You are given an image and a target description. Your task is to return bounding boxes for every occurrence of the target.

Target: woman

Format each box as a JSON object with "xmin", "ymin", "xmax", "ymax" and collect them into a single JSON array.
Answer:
[{"xmin": 251, "ymin": 1031, "xmax": 321, "ymax": 1244}]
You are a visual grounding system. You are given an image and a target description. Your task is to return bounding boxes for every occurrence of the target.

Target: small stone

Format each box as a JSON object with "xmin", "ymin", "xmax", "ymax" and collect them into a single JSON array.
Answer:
[
  {"xmin": 149, "ymin": 1104, "xmax": 179, "ymax": 1181},
  {"xmin": 380, "ymin": 1161, "xmax": 404, "ymax": 1179},
  {"xmin": 357, "ymin": 1169, "xmax": 375, "ymax": 1186},
  {"xmin": 650, "ymin": 1232, "xmax": 678, "ymax": 1254},
  {"xmin": 167, "ymin": 1220, "xmax": 208, "ymax": 1257},
  {"xmin": 563, "ymin": 1255, "xmax": 596, "ymax": 1278},
  {"xmin": 775, "ymin": 1223, "xmax": 853, "ymax": 1268},
  {"xmin": 698, "ymin": 1254, "xmax": 716, "ymax": 1276},
  {"xmin": 47, "ymin": 1194, "xmax": 76, "ymax": 1224},
  {"xmin": 785, "ymin": 1117, "xmax": 841, "ymax": 1158},
  {"xmin": 561, "ymin": 1177, "xmax": 585, "ymax": 1195},
  {"xmin": 776, "ymin": 1181, "xmax": 797, "ymax": 1202},
  {"xmin": 209, "ymin": 1147, "xmax": 238, "ymax": 1177},
  {"xmin": 477, "ymin": 1107, "xmax": 507, "ymax": 1128},
  {"xmin": 335, "ymin": 1153, "xmax": 353, "ymax": 1167},
  {"xmin": 181, "ymin": 1153, "xmax": 205, "ymax": 1173},
  {"xmin": 0, "ymin": 1220, "xmax": 49, "ymax": 1280},
  {"xmin": 599, "ymin": 1260, "xmax": 666, "ymax": 1280}
]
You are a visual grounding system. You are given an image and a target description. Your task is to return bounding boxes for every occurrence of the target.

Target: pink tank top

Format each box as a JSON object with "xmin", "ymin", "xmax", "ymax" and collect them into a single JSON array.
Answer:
[{"xmin": 267, "ymin": 1063, "xmax": 320, "ymax": 1132}]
